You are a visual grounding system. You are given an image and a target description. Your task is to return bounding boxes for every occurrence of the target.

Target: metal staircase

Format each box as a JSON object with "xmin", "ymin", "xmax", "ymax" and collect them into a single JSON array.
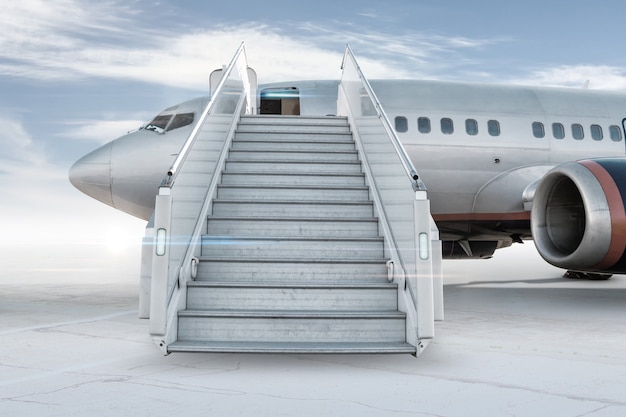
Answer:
[
  {"xmin": 168, "ymin": 116, "xmax": 414, "ymax": 353},
  {"xmin": 143, "ymin": 43, "xmax": 442, "ymax": 357}
]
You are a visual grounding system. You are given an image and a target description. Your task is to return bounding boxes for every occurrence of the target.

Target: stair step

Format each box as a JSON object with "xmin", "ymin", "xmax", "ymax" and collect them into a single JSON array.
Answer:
[
  {"xmin": 227, "ymin": 149, "xmax": 359, "ymax": 162},
  {"xmin": 200, "ymin": 236, "xmax": 384, "ymax": 259},
  {"xmin": 188, "ymin": 281, "xmax": 394, "ymax": 289},
  {"xmin": 186, "ymin": 281, "xmax": 398, "ymax": 311},
  {"xmin": 234, "ymin": 132, "xmax": 354, "ymax": 142},
  {"xmin": 216, "ymin": 185, "xmax": 369, "ymax": 201},
  {"xmin": 195, "ymin": 257, "xmax": 389, "ymax": 283},
  {"xmin": 220, "ymin": 172, "xmax": 366, "ymax": 187},
  {"xmin": 168, "ymin": 341, "xmax": 416, "ymax": 354},
  {"xmin": 211, "ymin": 200, "xmax": 374, "ymax": 218},
  {"xmin": 231, "ymin": 140, "xmax": 356, "ymax": 152},
  {"xmin": 224, "ymin": 159, "xmax": 362, "ymax": 173},
  {"xmin": 236, "ymin": 124, "xmax": 351, "ymax": 134},
  {"xmin": 240, "ymin": 116, "xmax": 348, "ymax": 126},
  {"xmin": 206, "ymin": 216, "xmax": 379, "ymax": 238},
  {"xmin": 177, "ymin": 310, "xmax": 407, "ymax": 343}
]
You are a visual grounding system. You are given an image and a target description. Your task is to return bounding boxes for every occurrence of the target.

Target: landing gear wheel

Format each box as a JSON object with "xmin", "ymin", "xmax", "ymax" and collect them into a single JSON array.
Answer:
[{"xmin": 563, "ymin": 270, "xmax": 612, "ymax": 280}]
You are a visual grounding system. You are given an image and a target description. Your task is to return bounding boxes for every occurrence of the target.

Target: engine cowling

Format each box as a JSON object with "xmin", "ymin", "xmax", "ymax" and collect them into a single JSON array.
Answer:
[{"xmin": 531, "ymin": 158, "xmax": 626, "ymax": 273}]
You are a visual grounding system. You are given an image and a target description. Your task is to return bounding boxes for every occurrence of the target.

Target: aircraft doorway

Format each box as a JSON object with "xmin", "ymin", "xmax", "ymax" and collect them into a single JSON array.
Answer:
[
  {"xmin": 260, "ymin": 87, "xmax": 300, "ymax": 115},
  {"xmin": 623, "ymin": 118, "xmax": 626, "ymax": 151}
]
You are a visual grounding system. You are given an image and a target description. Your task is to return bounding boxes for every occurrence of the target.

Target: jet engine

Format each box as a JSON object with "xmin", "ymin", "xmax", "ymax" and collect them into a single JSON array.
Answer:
[{"xmin": 531, "ymin": 158, "xmax": 626, "ymax": 273}]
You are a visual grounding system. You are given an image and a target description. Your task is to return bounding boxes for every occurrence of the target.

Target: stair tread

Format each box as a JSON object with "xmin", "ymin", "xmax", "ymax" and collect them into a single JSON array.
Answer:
[
  {"xmin": 179, "ymin": 309, "xmax": 405, "ymax": 319},
  {"xmin": 233, "ymin": 139, "xmax": 354, "ymax": 144},
  {"xmin": 202, "ymin": 236, "xmax": 383, "ymax": 242},
  {"xmin": 168, "ymin": 341, "xmax": 415, "ymax": 354},
  {"xmin": 240, "ymin": 115, "xmax": 347, "ymax": 120},
  {"xmin": 226, "ymin": 159, "xmax": 360, "ymax": 164},
  {"xmin": 207, "ymin": 216, "xmax": 377, "ymax": 221},
  {"xmin": 197, "ymin": 256, "xmax": 389, "ymax": 263},
  {"xmin": 213, "ymin": 199, "xmax": 372, "ymax": 205},
  {"xmin": 229, "ymin": 148, "xmax": 357, "ymax": 153},
  {"xmin": 233, "ymin": 135, "xmax": 354, "ymax": 143},
  {"xmin": 223, "ymin": 171, "xmax": 364, "ymax": 176},
  {"xmin": 187, "ymin": 281, "xmax": 395, "ymax": 289},
  {"xmin": 217, "ymin": 184, "xmax": 368, "ymax": 191}
]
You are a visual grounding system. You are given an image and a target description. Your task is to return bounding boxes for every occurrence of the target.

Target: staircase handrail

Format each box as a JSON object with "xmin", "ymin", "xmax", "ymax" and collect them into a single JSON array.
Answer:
[
  {"xmin": 163, "ymin": 42, "xmax": 251, "ymax": 188},
  {"xmin": 149, "ymin": 43, "xmax": 252, "ymax": 350},
  {"xmin": 341, "ymin": 45, "xmax": 426, "ymax": 192},
  {"xmin": 338, "ymin": 45, "xmax": 437, "ymax": 352}
]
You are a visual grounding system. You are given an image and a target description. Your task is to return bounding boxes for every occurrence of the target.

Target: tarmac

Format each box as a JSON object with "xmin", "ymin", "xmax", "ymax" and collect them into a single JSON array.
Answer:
[{"xmin": 2, "ymin": 241, "xmax": 626, "ymax": 417}]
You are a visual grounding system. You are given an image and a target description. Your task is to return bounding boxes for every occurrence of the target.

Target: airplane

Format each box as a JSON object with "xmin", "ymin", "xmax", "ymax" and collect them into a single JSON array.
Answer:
[{"xmin": 69, "ymin": 75, "xmax": 626, "ymax": 280}]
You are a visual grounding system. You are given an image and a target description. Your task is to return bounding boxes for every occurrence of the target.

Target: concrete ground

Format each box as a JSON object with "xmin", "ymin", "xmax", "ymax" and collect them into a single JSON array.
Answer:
[{"xmin": 2, "ymin": 242, "xmax": 626, "ymax": 417}]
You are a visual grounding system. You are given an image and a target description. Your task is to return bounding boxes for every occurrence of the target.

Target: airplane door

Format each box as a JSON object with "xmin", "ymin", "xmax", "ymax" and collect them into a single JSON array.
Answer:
[
  {"xmin": 260, "ymin": 87, "xmax": 300, "ymax": 115},
  {"xmin": 623, "ymin": 118, "xmax": 626, "ymax": 152}
]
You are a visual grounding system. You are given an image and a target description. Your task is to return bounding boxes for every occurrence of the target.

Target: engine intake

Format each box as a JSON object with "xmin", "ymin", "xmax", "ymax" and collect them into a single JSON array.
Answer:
[{"xmin": 531, "ymin": 158, "xmax": 626, "ymax": 273}]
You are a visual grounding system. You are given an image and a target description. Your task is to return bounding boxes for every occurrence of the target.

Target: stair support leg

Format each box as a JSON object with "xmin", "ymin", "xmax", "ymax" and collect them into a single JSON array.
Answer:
[
  {"xmin": 149, "ymin": 190, "xmax": 172, "ymax": 342},
  {"xmin": 139, "ymin": 225, "xmax": 154, "ymax": 319},
  {"xmin": 432, "ymin": 238, "xmax": 444, "ymax": 321},
  {"xmin": 412, "ymin": 191, "xmax": 435, "ymax": 353}
]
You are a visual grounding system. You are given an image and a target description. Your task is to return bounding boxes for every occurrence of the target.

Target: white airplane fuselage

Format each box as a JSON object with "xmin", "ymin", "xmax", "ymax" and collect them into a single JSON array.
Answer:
[{"xmin": 69, "ymin": 79, "xmax": 626, "ymax": 272}]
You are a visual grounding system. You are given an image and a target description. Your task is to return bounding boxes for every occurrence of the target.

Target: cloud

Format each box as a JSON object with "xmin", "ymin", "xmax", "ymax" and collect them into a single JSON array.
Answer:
[
  {"xmin": 513, "ymin": 65, "xmax": 626, "ymax": 90},
  {"xmin": 4, "ymin": 0, "xmax": 626, "ymax": 94},
  {"xmin": 61, "ymin": 119, "xmax": 146, "ymax": 144},
  {"xmin": 296, "ymin": 23, "xmax": 504, "ymax": 77},
  {"xmin": 0, "ymin": 116, "xmax": 46, "ymax": 167},
  {"xmin": 0, "ymin": 0, "xmax": 507, "ymax": 87},
  {"xmin": 0, "ymin": 114, "xmax": 145, "ymax": 247}
]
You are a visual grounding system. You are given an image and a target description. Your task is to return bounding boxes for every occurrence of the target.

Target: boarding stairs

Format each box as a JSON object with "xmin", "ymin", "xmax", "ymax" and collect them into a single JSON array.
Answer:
[
  {"xmin": 169, "ymin": 115, "xmax": 413, "ymax": 353},
  {"xmin": 143, "ymin": 43, "xmax": 442, "ymax": 356}
]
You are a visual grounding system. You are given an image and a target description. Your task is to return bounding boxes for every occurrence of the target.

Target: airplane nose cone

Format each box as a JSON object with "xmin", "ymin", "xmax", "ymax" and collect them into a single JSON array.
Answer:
[{"xmin": 68, "ymin": 143, "xmax": 114, "ymax": 206}]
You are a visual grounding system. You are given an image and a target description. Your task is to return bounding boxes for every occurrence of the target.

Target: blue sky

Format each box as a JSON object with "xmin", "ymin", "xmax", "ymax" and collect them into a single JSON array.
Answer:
[{"xmin": 2, "ymin": 0, "xmax": 626, "ymax": 249}]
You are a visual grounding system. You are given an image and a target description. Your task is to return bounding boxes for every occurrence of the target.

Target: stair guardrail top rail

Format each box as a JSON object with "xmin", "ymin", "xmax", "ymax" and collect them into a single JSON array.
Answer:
[
  {"xmin": 149, "ymin": 42, "xmax": 253, "ymax": 350},
  {"xmin": 164, "ymin": 41, "xmax": 251, "ymax": 188},
  {"xmin": 340, "ymin": 45, "xmax": 425, "ymax": 192},
  {"xmin": 338, "ymin": 45, "xmax": 436, "ymax": 352}
]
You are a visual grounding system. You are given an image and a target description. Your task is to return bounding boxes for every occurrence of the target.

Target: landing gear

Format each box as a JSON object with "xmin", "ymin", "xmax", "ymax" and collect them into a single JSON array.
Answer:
[{"xmin": 563, "ymin": 270, "xmax": 612, "ymax": 280}]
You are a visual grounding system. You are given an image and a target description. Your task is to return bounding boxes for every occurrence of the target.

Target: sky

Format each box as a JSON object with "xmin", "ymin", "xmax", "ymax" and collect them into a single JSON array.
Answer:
[{"xmin": 3, "ymin": 0, "xmax": 626, "ymax": 252}]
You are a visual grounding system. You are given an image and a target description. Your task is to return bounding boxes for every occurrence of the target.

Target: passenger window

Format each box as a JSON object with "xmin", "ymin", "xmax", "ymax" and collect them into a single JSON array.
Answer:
[
  {"xmin": 552, "ymin": 123, "xmax": 565, "ymax": 139},
  {"xmin": 590, "ymin": 125, "xmax": 603, "ymax": 141},
  {"xmin": 395, "ymin": 116, "xmax": 408, "ymax": 133},
  {"xmin": 441, "ymin": 118, "xmax": 454, "ymax": 135},
  {"xmin": 465, "ymin": 119, "xmax": 478, "ymax": 136},
  {"xmin": 572, "ymin": 124, "xmax": 584, "ymax": 140},
  {"xmin": 610, "ymin": 125, "xmax": 623, "ymax": 142},
  {"xmin": 488, "ymin": 120, "xmax": 500, "ymax": 136},
  {"xmin": 166, "ymin": 113, "xmax": 195, "ymax": 131},
  {"xmin": 532, "ymin": 122, "xmax": 545, "ymax": 138},
  {"xmin": 418, "ymin": 117, "xmax": 431, "ymax": 134}
]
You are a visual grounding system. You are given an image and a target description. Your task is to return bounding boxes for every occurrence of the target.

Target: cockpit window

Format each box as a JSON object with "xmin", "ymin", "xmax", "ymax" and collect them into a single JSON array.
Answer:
[
  {"xmin": 144, "ymin": 115, "xmax": 172, "ymax": 133},
  {"xmin": 166, "ymin": 113, "xmax": 195, "ymax": 131}
]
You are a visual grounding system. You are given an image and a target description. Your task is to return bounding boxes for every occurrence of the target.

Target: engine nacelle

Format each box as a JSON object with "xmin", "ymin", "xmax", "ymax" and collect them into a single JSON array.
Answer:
[{"xmin": 531, "ymin": 158, "xmax": 626, "ymax": 273}]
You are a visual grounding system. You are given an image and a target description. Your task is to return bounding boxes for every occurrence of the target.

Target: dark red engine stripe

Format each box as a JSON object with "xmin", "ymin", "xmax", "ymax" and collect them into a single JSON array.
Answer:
[{"xmin": 579, "ymin": 160, "xmax": 626, "ymax": 270}]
